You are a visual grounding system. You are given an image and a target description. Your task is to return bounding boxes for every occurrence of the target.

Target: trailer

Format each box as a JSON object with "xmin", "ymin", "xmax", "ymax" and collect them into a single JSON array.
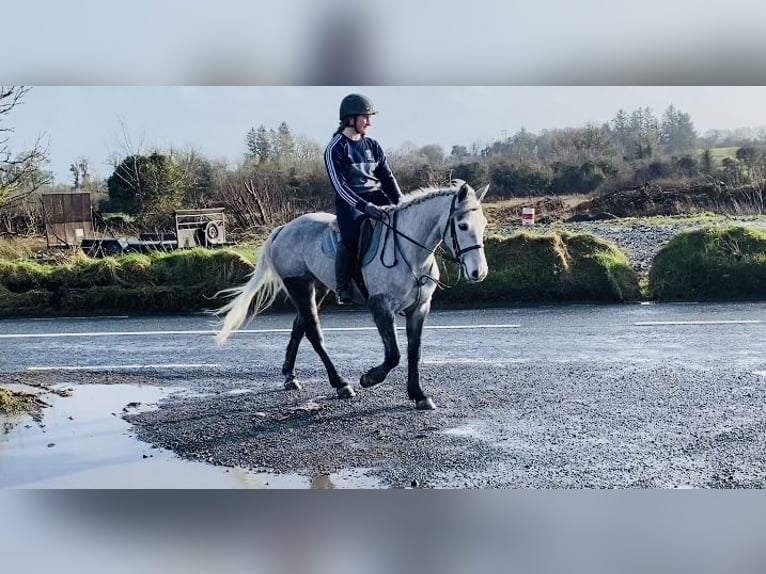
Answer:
[
  {"xmin": 42, "ymin": 193, "xmax": 233, "ymax": 257},
  {"xmin": 174, "ymin": 208, "xmax": 229, "ymax": 248}
]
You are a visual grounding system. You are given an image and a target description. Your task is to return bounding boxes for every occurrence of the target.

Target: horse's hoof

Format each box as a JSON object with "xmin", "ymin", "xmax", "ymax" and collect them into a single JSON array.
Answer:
[
  {"xmin": 360, "ymin": 372, "xmax": 382, "ymax": 388},
  {"xmin": 415, "ymin": 397, "xmax": 436, "ymax": 410},
  {"xmin": 284, "ymin": 377, "xmax": 302, "ymax": 391},
  {"xmin": 337, "ymin": 385, "xmax": 356, "ymax": 399}
]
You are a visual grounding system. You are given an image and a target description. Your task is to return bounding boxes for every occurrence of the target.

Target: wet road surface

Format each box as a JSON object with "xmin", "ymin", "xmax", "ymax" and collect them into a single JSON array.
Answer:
[{"xmin": 2, "ymin": 302, "xmax": 765, "ymax": 488}]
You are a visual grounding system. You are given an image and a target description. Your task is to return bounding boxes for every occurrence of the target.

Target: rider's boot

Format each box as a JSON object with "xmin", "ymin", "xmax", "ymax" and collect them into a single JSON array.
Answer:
[{"xmin": 334, "ymin": 242, "xmax": 354, "ymax": 305}]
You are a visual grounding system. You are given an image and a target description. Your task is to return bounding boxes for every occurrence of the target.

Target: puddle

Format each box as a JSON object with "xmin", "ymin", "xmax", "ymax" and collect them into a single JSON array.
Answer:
[{"xmin": 0, "ymin": 383, "xmax": 384, "ymax": 488}]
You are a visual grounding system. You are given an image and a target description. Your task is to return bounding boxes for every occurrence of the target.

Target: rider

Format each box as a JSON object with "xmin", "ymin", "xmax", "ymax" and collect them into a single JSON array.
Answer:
[{"xmin": 324, "ymin": 93, "xmax": 403, "ymax": 305}]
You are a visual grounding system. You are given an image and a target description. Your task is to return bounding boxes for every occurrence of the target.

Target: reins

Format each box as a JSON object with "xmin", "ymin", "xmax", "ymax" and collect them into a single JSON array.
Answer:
[{"xmin": 373, "ymin": 192, "xmax": 484, "ymax": 295}]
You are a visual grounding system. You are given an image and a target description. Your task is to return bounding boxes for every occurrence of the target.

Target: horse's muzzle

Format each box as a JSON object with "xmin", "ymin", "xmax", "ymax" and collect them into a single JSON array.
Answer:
[{"xmin": 468, "ymin": 268, "xmax": 488, "ymax": 282}]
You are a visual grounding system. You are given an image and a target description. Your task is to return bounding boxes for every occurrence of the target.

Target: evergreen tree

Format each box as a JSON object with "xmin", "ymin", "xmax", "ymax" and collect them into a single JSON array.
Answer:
[
  {"xmin": 661, "ymin": 105, "xmax": 698, "ymax": 155},
  {"xmin": 245, "ymin": 128, "xmax": 258, "ymax": 159},
  {"xmin": 274, "ymin": 121, "xmax": 295, "ymax": 161},
  {"xmin": 611, "ymin": 109, "xmax": 631, "ymax": 158},
  {"xmin": 106, "ymin": 152, "xmax": 183, "ymax": 220},
  {"xmin": 254, "ymin": 125, "xmax": 272, "ymax": 163}
]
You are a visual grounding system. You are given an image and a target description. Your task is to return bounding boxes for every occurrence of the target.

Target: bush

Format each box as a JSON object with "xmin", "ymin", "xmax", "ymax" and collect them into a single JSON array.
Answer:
[
  {"xmin": 550, "ymin": 161, "xmax": 608, "ymax": 195},
  {"xmin": 434, "ymin": 231, "xmax": 640, "ymax": 306},
  {"xmin": 0, "ymin": 260, "xmax": 51, "ymax": 292},
  {"xmin": 649, "ymin": 226, "xmax": 766, "ymax": 301},
  {"xmin": 488, "ymin": 160, "xmax": 552, "ymax": 197},
  {"xmin": 0, "ymin": 248, "xmax": 255, "ymax": 317},
  {"xmin": 0, "ymin": 284, "xmax": 51, "ymax": 315}
]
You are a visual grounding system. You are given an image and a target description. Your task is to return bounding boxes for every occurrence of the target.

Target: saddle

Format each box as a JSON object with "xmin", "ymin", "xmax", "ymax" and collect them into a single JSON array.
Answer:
[{"xmin": 321, "ymin": 218, "xmax": 384, "ymax": 301}]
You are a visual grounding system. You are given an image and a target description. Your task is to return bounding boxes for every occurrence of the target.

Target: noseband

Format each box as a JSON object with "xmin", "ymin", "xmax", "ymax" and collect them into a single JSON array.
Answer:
[{"xmin": 441, "ymin": 194, "xmax": 484, "ymax": 267}]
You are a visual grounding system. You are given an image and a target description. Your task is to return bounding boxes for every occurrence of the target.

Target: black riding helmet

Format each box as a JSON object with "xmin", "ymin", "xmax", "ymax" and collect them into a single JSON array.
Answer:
[{"xmin": 339, "ymin": 93, "xmax": 377, "ymax": 121}]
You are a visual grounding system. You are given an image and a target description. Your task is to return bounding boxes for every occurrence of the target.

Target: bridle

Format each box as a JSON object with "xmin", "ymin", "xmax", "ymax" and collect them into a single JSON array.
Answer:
[
  {"xmin": 441, "ymin": 193, "xmax": 484, "ymax": 268},
  {"xmin": 377, "ymin": 191, "xmax": 484, "ymax": 288}
]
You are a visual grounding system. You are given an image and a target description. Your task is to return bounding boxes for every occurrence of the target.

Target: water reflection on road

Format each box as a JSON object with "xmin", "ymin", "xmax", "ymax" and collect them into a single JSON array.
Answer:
[{"xmin": 0, "ymin": 382, "xmax": 383, "ymax": 489}]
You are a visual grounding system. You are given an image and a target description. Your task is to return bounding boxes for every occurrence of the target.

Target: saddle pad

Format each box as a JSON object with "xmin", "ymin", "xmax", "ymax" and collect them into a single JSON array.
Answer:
[{"xmin": 320, "ymin": 219, "xmax": 384, "ymax": 268}]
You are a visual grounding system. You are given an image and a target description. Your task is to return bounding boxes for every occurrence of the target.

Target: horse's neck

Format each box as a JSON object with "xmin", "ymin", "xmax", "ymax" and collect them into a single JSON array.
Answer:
[{"xmin": 396, "ymin": 193, "xmax": 452, "ymax": 254}]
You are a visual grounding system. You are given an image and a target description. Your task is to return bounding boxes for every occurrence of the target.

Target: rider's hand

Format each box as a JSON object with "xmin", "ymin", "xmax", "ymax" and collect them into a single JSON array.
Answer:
[{"xmin": 363, "ymin": 203, "xmax": 386, "ymax": 221}]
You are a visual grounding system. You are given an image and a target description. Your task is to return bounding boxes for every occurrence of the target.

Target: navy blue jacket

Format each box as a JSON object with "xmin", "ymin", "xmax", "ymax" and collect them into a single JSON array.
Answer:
[{"xmin": 324, "ymin": 133, "xmax": 402, "ymax": 212}]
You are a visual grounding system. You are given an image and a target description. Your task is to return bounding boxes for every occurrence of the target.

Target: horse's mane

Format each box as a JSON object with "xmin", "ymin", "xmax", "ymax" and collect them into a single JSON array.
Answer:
[{"xmin": 392, "ymin": 186, "xmax": 456, "ymax": 212}]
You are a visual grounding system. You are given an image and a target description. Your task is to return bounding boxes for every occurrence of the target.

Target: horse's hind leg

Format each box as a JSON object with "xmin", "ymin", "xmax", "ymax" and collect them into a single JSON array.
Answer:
[
  {"xmin": 360, "ymin": 294, "xmax": 401, "ymax": 389},
  {"xmin": 282, "ymin": 315, "xmax": 305, "ymax": 390},
  {"xmin": 281, "ymin": 284, "xmax": 331, "ymax": 391},
  {"xmin": 282, "ymin": 276, "xmax": 355, "ymax": 399}
]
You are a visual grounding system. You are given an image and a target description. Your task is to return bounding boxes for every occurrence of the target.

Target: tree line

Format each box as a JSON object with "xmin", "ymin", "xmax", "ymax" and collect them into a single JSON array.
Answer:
[{"xmin": 4, "ymin": 86, "xmax": 766, "ymax": 235}]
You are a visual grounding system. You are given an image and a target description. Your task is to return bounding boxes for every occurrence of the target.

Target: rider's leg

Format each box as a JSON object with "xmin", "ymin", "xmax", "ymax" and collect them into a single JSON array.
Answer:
[
  {"xmin": 334, "ymin": 241, "xmax": 354, "ymax": 305},
  {"xmin": 334, "ymin": 204, "xmax": 363, "ymax": 305}
]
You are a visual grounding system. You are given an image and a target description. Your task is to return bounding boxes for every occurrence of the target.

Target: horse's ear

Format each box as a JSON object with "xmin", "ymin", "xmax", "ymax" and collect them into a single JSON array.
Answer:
[
  {"xmin": 476, "ymin": 184, "xmax": 490, "ymax": 202},
  {"xmin": 457, "ymin": 182, "xmax": 470, "ymax": 202},
  {"xmin": 451, "ymin": 178, "xmax": 467, "ymax": 188}
]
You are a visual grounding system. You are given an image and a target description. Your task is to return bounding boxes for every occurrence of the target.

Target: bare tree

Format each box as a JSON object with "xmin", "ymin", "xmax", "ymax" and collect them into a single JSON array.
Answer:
[
  {"xmin": 68, "ymin": 156, "xmax": 92, "ymax": 189},
  {"xmin": 69, "ymin": 163, "xmax": 81, "ymax": 189},
  {"xmin": 215, "ymin": 169, "xmax": 300, "ymax": 232},
  {"xmin": 292, "ymin": 135, "xmax": 323, "ymax": 163},
  {"xmin": 0, "ymin": 86, "xmax": 50, "ymax": 206}
]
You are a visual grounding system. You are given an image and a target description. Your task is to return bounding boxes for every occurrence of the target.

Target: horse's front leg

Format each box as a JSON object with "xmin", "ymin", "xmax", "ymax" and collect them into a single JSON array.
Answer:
[
  {"xmin": 406, "ymin": 307, "xmax": 436, "ymax": 410},
  {"xmin": 360, "ymin": 294, "xmax": 400, "ymax": 388}
]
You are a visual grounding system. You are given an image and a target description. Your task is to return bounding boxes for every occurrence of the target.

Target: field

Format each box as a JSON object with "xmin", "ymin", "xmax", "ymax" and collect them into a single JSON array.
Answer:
[{"xmin": 704, "ymin": 146, "xmax": 738, "ymax": 162}]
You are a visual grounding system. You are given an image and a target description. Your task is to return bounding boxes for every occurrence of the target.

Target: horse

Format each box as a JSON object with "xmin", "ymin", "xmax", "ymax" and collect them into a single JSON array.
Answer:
[{"xmin": 214, "ymin": 179, "xmax": 489, "ymax": 410}]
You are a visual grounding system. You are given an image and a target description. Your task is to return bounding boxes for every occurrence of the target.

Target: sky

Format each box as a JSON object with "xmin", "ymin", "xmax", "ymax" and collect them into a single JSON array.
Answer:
[{"xmin": 8, "ymin": 86, "xmax": 766, "ymax": 184}]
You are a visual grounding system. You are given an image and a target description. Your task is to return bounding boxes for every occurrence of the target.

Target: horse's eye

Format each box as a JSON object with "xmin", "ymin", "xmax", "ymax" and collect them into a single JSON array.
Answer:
[{"xmin": 458, "ymin": 223, "xmax": 469, "ymax": 231}]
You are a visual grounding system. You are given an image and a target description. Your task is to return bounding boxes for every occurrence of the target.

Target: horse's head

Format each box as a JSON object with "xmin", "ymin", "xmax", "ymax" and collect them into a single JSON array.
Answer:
[{"xmin": 443, "ymin": 180, "xmax": 490, "ymax": 282}]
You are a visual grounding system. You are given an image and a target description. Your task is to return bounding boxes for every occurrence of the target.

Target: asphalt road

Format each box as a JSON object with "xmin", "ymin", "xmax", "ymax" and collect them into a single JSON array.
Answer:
[{"xmin": 2, "ymin": 302, "xmax": 765, "ymax": 488}]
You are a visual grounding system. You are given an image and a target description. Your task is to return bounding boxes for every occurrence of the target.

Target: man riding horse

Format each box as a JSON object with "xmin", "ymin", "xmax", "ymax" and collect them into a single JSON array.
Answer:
[{"xmin": 324, "ymin": 93, "xmax": 403, "ymax": 305}]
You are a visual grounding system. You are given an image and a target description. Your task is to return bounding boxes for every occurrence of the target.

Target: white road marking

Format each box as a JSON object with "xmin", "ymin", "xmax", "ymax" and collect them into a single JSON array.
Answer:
[
  {"xmin": 27, "ymin": 363, "xmax": 219, "ymax": 372},
  {"xmin": 2, "ymin": 329, "xmax": 240, "ymax": 339},
  {"xmin": 29, "ymin": 315, "xmax": 130, "ymax": 321},
  {"xmin": 0, "ymin": 324, "xmax": 522, "ymax": 340},
  {"xmin": 635, "ymin": 320, "xmax": 762, "ymax": 326}
]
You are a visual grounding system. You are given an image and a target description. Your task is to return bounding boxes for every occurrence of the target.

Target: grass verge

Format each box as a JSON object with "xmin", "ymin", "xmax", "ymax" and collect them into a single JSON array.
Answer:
[
  {"xmin": 0, "ymin": 248, "xmax": 256, "ymax": 317},
  {"xmin": 434, "ymin": 231, "xmax": 640, "ymax": 306},
  {"xmin": 649, "ymin": 226, "xmax": 766, "ymax": 301}
]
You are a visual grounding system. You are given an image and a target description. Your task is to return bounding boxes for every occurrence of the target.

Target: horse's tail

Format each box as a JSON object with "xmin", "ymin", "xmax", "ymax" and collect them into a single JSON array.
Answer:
[{"xmin": 214, "ymin": 226, "xmax": 285, "ymax": 345}]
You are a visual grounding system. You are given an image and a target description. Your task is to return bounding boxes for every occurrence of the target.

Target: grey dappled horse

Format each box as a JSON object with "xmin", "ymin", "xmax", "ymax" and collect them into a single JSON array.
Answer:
[{"xmin": 215, "ymin": 180, "xmax": 489, "ymax": 410}]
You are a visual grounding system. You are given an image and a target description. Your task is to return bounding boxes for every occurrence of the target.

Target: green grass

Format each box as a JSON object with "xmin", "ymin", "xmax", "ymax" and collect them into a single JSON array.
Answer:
[
  {"xmin": 0, "ymin": 248, "xmax": 255, "ymax": 317},
  {"xmin": 11, "ymin": 223, "xmax": 766, "ymax": 312},
  {"xmin": 0, "ymin": 233, "xmax": 641, "ymax": 316},
  {"xmin": 0, "ymin": 259, "xmax": 52, "ymax": 292},
  {"xmin": 434, "ymin": 231, "xmax": 640, "ymax": 306},
  {"xmin": 702, "ymin": 147, "xmax": 738, "ymax": 162},
  {"xmin": 649, "ymin": 225, "xmax": 766, "ymax": 301}
]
